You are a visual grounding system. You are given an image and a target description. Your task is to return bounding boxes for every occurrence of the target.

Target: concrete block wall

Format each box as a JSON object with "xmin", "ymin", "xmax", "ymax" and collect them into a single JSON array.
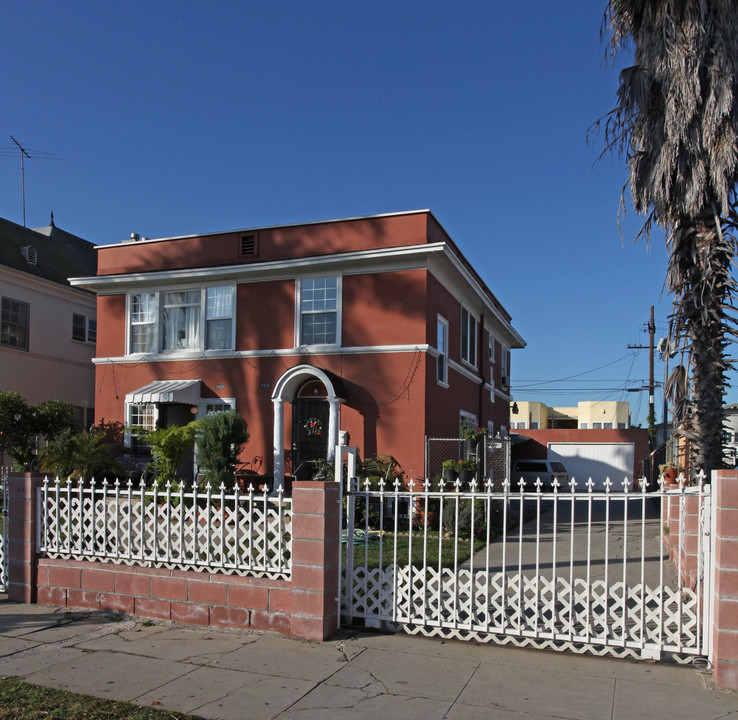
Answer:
[
  {"xmin": 712, "ymin": 469, "xmax": 738, "ymax": 689},
  {"xmin": 6, "ymin": 475, "xmax": 340, "ymax": 642}
]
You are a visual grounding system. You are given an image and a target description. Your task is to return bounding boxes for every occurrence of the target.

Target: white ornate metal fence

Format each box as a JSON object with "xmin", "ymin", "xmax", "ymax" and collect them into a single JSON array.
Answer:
[
  {"xmin": 37, "ymin": 478, "xmax": 292, "ymax": 579},
  {"xmin": 0, "ymin": 468, "xmax": 8, "ymax": 592},
  {"xmin": 340, "ymin": 467, "xmax": 712, "ymax": 662}
]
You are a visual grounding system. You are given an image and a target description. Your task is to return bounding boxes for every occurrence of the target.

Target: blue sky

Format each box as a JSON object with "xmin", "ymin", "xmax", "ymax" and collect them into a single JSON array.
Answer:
[{"xmin": 2, "ymin": 1, "xmax": 734, "ymax": 425}]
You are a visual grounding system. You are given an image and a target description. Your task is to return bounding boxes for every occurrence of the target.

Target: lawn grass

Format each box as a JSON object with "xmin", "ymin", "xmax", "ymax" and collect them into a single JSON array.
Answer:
[
  {"xmin": 0, "ymin": 678, "xmax": 200, "ymax": 720},
  {"xmin": 343, "ymin": 530, "xmax": 487, "ymax": 570}
]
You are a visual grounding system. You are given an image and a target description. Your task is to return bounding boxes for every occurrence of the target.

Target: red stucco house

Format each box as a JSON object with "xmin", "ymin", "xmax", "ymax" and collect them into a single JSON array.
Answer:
[{"xmin": 71, "ymin": 210, "xmax": 524, "ymax": 484}]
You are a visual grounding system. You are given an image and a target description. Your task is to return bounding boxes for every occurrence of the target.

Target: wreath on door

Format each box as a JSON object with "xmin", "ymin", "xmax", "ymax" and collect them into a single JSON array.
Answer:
[{"xmin": 303, "ymin": 417, "xmax": 323, "ymax": 437}]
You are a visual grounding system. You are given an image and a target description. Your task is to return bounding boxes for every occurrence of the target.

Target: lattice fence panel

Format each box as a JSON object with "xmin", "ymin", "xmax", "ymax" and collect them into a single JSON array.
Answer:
[
  {"xmin": 38, "ymin": 479, "xmax": 292, "ymax": 579},
  {"xmin": 343, "ymin": 564, "xmax": 703, "ymax": 659}
]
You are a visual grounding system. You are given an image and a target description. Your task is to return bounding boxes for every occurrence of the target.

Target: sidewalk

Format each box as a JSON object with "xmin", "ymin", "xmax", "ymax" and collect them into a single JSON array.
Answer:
[{"xmin": 0, "ymin": 598, "xmax": 735, "ymax": 720}]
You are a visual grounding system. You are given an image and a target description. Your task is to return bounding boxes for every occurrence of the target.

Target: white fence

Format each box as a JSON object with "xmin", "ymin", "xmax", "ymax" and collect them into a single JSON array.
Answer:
[
  {"xmin": 0, "ymin": 469, "xmax": 7, "ymax": 592},
  {"xmin": 37, "ymin": 478, "xmax": 292, "ymax": 579},
  {"xmin": 341, "ymin": 472, "xmax": 712, "ymax": 661}
]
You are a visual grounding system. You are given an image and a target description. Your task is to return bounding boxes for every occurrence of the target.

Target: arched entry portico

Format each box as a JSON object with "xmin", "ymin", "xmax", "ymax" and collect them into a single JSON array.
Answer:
[{"xmin": 271, "ymin": 365, "xmax": 344, "ymax": 487}]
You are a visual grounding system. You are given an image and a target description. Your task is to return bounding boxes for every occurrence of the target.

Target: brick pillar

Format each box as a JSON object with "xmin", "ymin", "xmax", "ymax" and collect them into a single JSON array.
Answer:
[
  {"xmin": 289, "ymin": 480, "xmax": 340, "ymax": 641},
  {"xmin": 7, "ymin": 473, "xmax": 44, "ymax": 603},
  {"xmin": 712, "ymin": 469, "xmax": 738, "ymax": 689}
]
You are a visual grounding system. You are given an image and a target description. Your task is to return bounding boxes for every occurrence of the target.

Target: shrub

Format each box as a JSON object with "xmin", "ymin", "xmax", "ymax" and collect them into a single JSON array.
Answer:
[
  {"xmin": 40, "ymin": 427, "xmax": 124, "ymax": 481},
  {"xmin": 196, "ymin": 410, "xmax": 249, "ymax": 490},
  {"xmin": 133, "ymin": 421, "xmax": 201, "ymax": 485}
]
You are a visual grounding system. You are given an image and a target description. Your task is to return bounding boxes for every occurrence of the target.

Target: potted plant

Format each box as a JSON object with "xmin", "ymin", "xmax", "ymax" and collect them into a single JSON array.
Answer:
[
  {"xmin": 458, "ymin": 458, "xmax": 478, "ymax": 487},
  {"xmin": 442, "ymin": 459, "xmax": 459, "ymax": 484},
  {"xmin": 658, "ymin": 461, "xmax": 684, "ymax": 487}
]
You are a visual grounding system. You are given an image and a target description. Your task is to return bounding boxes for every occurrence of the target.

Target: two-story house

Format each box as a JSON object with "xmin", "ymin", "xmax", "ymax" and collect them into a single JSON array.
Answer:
[
  {"xmin": 0, "ymin": 214, "xmax": 97, "ymax": 447},
  {"xmin": 70, "ymin": 210, "xmax": 524, "ymax": 484}
]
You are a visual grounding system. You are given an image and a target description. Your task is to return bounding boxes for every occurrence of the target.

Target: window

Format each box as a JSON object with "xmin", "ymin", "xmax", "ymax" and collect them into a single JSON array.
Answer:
[
  {"xmin": 580, "ymin": 422, "xmax": 589, "ymax": 429},
  {"xmin": 460, "ymin": 307, "xmax": 477, "ymax": 366},
  {"xmin": 511, "ymin": 421, "xmax": 527, "ymax": 429},
  {"xmin": 206, "ymin": 286, "xmax": 233, "ymax": 350},
  {"xmin": 130, "ymin": 293, "xmax": 157, "ymax": 353},
  {"xmin": 500, "ymin": 346, "xmax": 510, "ymax": 386},
  {"xmin": 206, "ymin": 402, "xmax": 232, "ymax": 414},
  {"xmin": 128, "ymin": 286, "xmax": 234, "ymax": 354},
  {"xmin": 128, "ymin": 403, "xmax": 156, "ymax": 454},
  {"xmin": 299, "ymin": 277, "xmax": 339, "ymax": 346},
  {"xmin": 459, "ymin": 410, "xmax": 477, "ymax": 431},
  {"xmin": 1, "ymin": 297, "xmax": 29, "ymax": 351},
  {"xmin": 73, "ymin": 313, "xmax": 96, "ymax": 343},
  {"xmin": 163, "ymin": 290, "xmax": 200, "ymax": 350},
  {"xmin": 530, "ymin": 421, "xmax": 540, "ymax": 429},
  {"xmin": 436, "ymin": 316, "xmax": 448, "ymax": 385},
  {"xmin": 489, "ymin": 335, "xmax": 496, "ymax": 363}
]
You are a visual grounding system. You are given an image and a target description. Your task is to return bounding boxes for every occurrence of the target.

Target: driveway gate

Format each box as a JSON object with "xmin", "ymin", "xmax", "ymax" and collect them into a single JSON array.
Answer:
[{"xmin": 338, "ymin": 448, "xmax": 713, "ymax": 662}]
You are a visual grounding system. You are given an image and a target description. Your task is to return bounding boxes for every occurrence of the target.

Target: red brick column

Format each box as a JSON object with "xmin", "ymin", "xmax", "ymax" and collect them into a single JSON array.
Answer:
[
  {"xmin": 289, "ymin": 480, "xmax": 340, "ymax": 641},
  {"xmin": 712, "ymin": 469, "xmax": 738, "ymax": 689},
  {"xmin": 6, "ymin": 473, "xmax": 44, "ymax": 603}
]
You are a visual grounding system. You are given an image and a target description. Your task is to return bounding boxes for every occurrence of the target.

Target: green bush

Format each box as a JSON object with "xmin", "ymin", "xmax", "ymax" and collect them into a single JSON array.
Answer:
[
  {"xmin": 40, "ymin": 427, "xmax": 124, "ymax": 481},
  {"xmin": 196, "ymin": 410, "xmax": 249, "ymax": 490},
  {"xmin": 0, "ymin": 392, "xmax": 76, "ymax": 470},
  {"xmin": 133, "ymin": 421, "xmax": 201, "ymax": 485}
]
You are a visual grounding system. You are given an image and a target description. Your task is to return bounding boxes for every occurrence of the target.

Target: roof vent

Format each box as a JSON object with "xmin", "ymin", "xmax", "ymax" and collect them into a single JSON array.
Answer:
[
  {"xmin": 240, "ymin": 234, "xmax": 258, "ymax": 256},
  {"xmin": 21, "ymin": 246, "xmax": 37, "ymax": 265},
  {"xmin": 130, "ymin": 233, "xmax": 141, "ymax": 242}
]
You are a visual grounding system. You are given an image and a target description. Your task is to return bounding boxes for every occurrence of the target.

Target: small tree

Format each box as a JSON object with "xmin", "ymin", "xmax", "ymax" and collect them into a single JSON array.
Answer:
[
  {"xmin": 0, "ymin": 392, "xmax": 76, "ymax": 470},
  {"xmin": 196, "ymin": 410, "xmax": 249, "ymax": 490}
]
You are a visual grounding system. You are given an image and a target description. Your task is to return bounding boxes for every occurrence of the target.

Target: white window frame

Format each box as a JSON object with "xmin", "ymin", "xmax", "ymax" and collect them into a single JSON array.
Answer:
[
  {"xmin": 436, "ymin": 315, "xmax": 449, "ymax": 387},
  {"xmin": 125, "ymin": 402, "xmax": 158, "ymax": 450},
  {"xmin": 128, "ymin": 292, "xmax": 158, "ymax": 354},
  {"xmin": 126, "ymin": 285, "xmax": 235, "ymax": 355},
  {"xmin": 489, "ymin": 335, "xmax": 496, "ymax": 363},
  {"xmin": 295, "ymin": 275, "xmax": 342, "ymax": 348},
  {"xmin": 460, "ymin": 306, "xmax": 477, "ymax": 368}
]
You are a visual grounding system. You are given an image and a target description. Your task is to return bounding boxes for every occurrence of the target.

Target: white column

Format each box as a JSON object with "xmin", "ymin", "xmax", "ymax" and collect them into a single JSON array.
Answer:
[
  {"xmin": 273, "ymin": 399, "xmax": 284, "ymax": 487},
  {"xmin": 327, "ymin": 399, "xmax": 340, "ymax": 460}
]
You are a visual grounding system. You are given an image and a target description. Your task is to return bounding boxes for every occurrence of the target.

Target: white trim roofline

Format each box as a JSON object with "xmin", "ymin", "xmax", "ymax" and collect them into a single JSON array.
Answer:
[{"xmin": 94, "ymin": 209, "xmax": 433, "ymax": 249}]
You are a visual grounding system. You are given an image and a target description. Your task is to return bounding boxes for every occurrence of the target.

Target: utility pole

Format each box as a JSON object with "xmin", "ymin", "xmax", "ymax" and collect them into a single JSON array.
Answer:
[{"xmin": 628, "ymin": 306, "xmax": 657, "ymax": 448}]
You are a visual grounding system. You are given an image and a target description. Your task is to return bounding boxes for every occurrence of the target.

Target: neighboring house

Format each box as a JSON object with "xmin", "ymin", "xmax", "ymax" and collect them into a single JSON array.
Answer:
[
  {"xmin": 0, "ymin": 214, "xmax": 97, "ymax": 444},
  {"xmin": 70, "ymin": 210, "xmax": 525, "ymax": 484},
  {"xmin": 510, "ymin": 400, "xmax": 631, "ymax": 430},
  {"xmin": 509, "ymin": 400, "xmax": 647, "ymax": 488}
]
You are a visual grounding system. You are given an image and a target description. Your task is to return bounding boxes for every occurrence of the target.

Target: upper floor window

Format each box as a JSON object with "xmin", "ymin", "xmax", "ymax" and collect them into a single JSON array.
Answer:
[
  {"xmin": 73, "ymin": 313, "xmax": 96, "ymax": 343},
  {"xmin": 128, "ymin": 286, "xmax": 234, "ymax": 355},
  {"xmin": 298, "ymin": 276, "xmax": 340, "ymax": 346},
  {"xmin": 460, "ymin": 307, "xmax": 477, "ymax": 367},
  {"xmin": 501, "ymin": 346, "xmax": 510, "ymax": 387},
  {"xmin": 130, "ymin": 292, "xmax": 157, "ymax": 353},
  {"xmin": 436, "ymin": 316, "xmax": 449, "ymax": 386},
  {"xmin": 1, "ymin": 296, "xmax": 29, "ymax": 351}
]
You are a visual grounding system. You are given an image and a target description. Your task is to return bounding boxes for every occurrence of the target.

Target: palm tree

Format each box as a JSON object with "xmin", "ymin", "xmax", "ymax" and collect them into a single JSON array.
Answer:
[{"xmin": 600, "ymin": 0, "xmax": 738, "ymax": 472}]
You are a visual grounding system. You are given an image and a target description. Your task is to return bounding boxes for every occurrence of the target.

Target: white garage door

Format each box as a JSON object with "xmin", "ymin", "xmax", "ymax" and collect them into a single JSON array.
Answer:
[{"xmin": 547, "ymin": 443, "xmax": 635, "ymax": 491}]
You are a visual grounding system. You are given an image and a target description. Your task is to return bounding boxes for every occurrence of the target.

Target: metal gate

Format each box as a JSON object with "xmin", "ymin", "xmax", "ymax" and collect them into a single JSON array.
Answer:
[
  {"xmin": 0, "ymin": 468, "xmax": 8, "ymax": 592},
  {"xmin": 338, "ymin": 448, "xmax": 713, "ymax": 662}
]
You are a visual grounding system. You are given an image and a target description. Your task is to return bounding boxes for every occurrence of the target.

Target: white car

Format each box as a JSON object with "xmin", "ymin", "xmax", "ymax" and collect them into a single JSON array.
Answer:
[{"xmin": 510, "ymin": 460, "xmax": 569, "ymax": 491}]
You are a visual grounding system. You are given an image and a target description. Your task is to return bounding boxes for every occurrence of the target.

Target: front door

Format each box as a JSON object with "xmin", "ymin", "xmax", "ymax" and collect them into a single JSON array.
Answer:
[{"xmin": 292, "ymin": 399, "xmax": 329, "ymax": 482}]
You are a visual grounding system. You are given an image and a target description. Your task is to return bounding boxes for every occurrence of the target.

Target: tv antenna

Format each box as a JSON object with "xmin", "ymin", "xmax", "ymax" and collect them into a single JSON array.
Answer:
[{"xmin": 0, "ymin": 136, "xmax": 60, "ymax": 227}]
